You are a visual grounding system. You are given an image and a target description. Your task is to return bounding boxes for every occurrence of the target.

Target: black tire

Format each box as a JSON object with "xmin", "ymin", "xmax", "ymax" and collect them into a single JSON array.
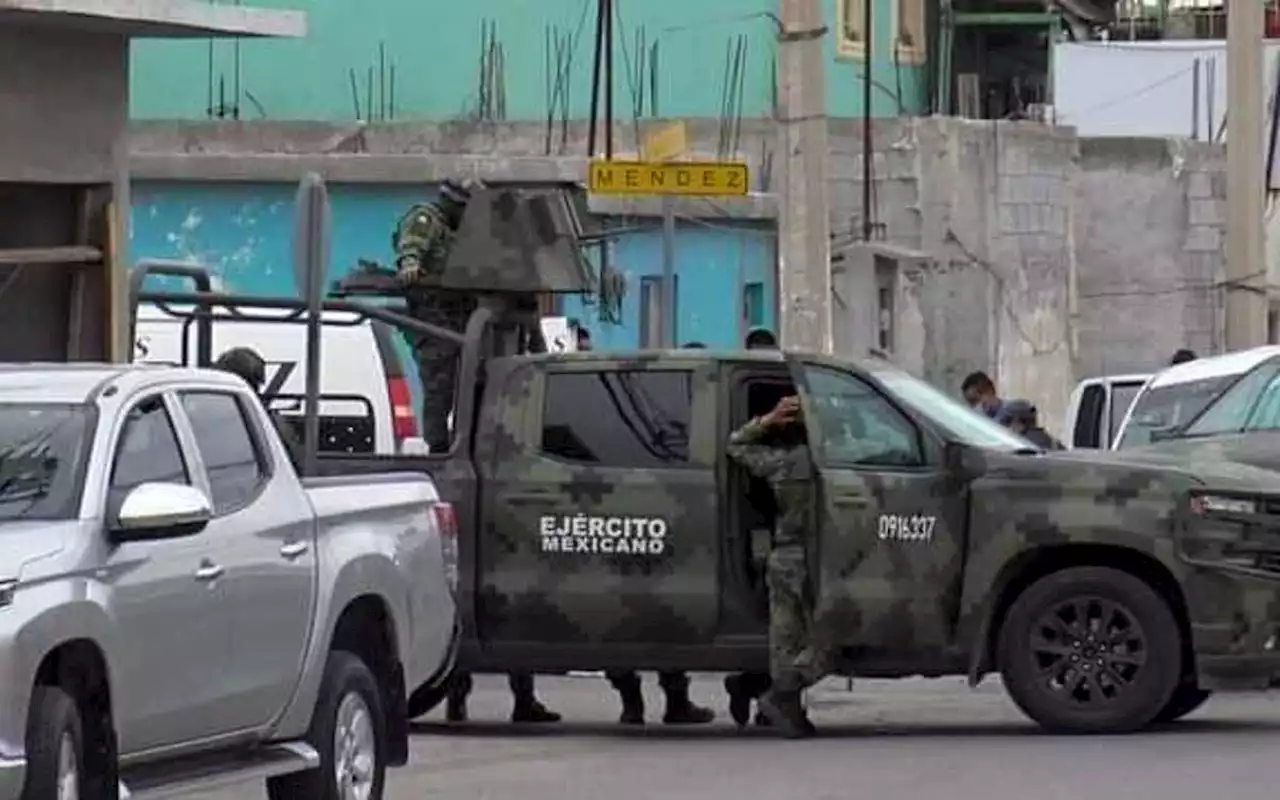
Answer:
[
  {"xmin": 267, "ymin": 651, "xmax": 387, "ymax": 800},
  {"xmin": 997, "ymin": 566, "xmax": 1181, "ymax": 734},
  {"xmin": 21, "ymin": 686, "xmax": 87, "ymax": 800},
  {"xmin": 1155, "ymin": 684, "xmax": 1212, "ymax": 723},
  {"xmin": 406, "ymin": 680, "xmax": 449, "ymax": 720}
]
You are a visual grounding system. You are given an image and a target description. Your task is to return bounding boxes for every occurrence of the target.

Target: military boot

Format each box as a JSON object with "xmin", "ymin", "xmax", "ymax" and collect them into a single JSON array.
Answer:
[
  {"xmin": 755, "ymin": 689, "xmax": 813, "ymax": 739},
  {"xmin": 662, "ymin": 695, "xmax": 714, "ymax": 725},
  {"xmin": 511, "ymin": 699, "xmax": 561, "ymax": 724},
  {"xmin": 724, "ymin": 674, "xmax": 752, "ymax": 728}
]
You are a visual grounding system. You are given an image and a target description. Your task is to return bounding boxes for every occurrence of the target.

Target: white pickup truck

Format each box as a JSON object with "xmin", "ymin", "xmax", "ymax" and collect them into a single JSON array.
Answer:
[
  {"xmin": 0, "ymin": 364, "xmax": 458, "ymax": 799},
  {"xmin": 1066, "ymin": 346, "xmax": 1280, "ymax": 450}
]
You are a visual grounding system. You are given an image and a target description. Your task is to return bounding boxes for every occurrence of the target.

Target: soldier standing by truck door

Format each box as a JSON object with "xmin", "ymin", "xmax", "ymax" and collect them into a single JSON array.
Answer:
[
  {"xmin": 392, "ymin": 178, "xmax": 560, "ymax": 724},
  {"xmin": 726, "ymin": 394, "xmax": 833, "ymax": 738}
]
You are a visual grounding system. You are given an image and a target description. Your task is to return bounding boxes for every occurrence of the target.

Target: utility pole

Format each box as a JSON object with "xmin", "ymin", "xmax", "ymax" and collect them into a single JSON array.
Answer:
[
  {"xmin": 1225, "ymin": 0, "xmax": 1268, "ymax": 348},
  {"xmin": 776, "ymin": 0, "xmax": 833, "ymax": 353}
]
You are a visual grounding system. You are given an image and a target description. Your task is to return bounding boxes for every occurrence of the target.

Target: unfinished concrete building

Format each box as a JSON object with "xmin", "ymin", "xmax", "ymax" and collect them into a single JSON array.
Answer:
[{"xmin": 0, "ymin": 0, "xmax": 304, "ymax": 363}]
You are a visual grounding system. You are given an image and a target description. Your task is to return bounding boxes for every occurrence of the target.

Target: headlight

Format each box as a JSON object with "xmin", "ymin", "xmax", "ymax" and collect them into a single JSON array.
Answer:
[{"xmin": 1190, "ymin": 494, "xmax": 1258, "ymax": 515}]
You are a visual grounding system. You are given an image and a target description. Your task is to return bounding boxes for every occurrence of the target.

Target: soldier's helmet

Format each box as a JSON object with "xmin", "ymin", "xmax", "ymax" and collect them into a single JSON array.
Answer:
[{"xmin": 213, "ymin": 346, "xmax": 267, "ymax": 393}]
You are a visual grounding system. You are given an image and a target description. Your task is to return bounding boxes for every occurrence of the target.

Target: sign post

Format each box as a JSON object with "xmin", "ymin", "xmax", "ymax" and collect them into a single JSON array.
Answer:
[
  {"xmin": 292, "ymin": 172, "xmax": 331, "ymax": 476},
  {"xmin": 588, "ymin": 123, "xmax": 749, "ymax": 348}
]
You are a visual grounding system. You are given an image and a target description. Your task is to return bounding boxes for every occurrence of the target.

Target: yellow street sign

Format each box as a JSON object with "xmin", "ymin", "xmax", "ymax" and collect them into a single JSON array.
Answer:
[
  {"xmin": 641, "ymin": 121, "xmax": 688, "ymax": 163},
  {"xmin": 588, "ymin": 160, "xmax": 749, "ymax": 197}
]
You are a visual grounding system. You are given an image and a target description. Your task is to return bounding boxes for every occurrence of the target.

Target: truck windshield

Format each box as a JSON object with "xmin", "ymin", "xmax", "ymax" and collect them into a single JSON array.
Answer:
[
  {"xmin": 867, "ymin": 365, "xmax": 1034, "ymax": 451},
  {"xmin": 0, "ymin": 404, "xmax": 93, "ymax": 521},
  {"xmin": 1175, "ymin": 361, "xmax": 1280, "ymax": 438},
  {"xmin": 1115, "ymin": 376, "xmax": 1235, "ymax": 448}
]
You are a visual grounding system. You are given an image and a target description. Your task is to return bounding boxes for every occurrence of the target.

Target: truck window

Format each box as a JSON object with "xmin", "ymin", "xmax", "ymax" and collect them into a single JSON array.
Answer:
[
  {"xmin": 1109, "ymin": 382, "xmax": 1143, "ymax": 443},
  {"xmin": 1177, "ymin": 364, "xmax": 1280, "ymax": 438},
  {"xmin": 179, "ymin": 392, "xmax": 268, "ymax": 515},
  {"xmin": 540, "ymin": 370, "xmax": 691, "ymax": 467},
  {"xmin": 803, "ymin": 366, "xmax": 924, "ymax": 468},
  {"xmin": 0, "ymin": 403, "xmax": 93, "ymax": 521},
  {"xmin": 1072, "ymin": 383, "xmax": 1105, "ymax": 448},
  {"xmin": 109, "ymin": 396, "xmax": 190, "ymax": 513}
]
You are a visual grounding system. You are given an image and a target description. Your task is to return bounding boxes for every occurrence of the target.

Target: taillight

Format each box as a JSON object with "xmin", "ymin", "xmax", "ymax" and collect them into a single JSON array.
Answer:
[
  {"xmin": 387, "ymin": 376, "xmax": 419, "ymax": 440},
  {"xmin": 432, "ymin": 502, "xmax": 458, "ymax": 538},
  {"xmin": 432, "ymin": 501, "xmax": 459, "ymax": 595}
]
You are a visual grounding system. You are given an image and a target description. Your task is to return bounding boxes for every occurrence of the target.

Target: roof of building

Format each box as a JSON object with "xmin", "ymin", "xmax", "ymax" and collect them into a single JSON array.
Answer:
[{"xmin": 0, "ymin": 0, "xmax": 305, "ymax": 38}]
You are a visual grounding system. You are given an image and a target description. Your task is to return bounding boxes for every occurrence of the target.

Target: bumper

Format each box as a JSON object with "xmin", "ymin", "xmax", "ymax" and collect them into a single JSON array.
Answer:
[{"xmin": 0, "ymin": 755, "xmax": 25, "ymax": 800}]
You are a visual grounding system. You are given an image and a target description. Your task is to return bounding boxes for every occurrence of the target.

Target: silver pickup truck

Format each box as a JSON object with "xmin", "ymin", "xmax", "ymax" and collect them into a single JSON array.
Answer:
[{"xmin": 0, "ymin": 364, "xmax": 458, "ymax": 800}]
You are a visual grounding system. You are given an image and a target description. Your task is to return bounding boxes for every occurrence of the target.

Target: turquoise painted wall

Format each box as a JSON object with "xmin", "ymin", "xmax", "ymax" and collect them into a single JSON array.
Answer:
[
  {"xmin": 129, "ymin": 0, "xmax": 926, "ymax": 120},
  {"xmin": 128, "ymin": 181, "xmax": 776, "ymax": 407}
]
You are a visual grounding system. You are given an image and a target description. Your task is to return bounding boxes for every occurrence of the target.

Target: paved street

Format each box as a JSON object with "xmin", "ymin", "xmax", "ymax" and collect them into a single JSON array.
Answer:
[{"xmin": 188, "ymin": 673, "xmax": 1280, "ymax": 800}]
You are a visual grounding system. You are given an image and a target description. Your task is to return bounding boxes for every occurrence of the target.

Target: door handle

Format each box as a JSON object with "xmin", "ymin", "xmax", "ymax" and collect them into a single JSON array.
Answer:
[
  {"xmin": 834, "ymin": 495, "xmax": 870, "ymax": 508},
  {"xmin": 280, "ymin": 541, "xmax": 310, "ymax": 559},
  {"xmin": 194, "ymin": 563, "xmax": 224, "ymax": 582},
  {"xmin": 507, "ymin": 491, "xmax": 557, "ymax": 503}
]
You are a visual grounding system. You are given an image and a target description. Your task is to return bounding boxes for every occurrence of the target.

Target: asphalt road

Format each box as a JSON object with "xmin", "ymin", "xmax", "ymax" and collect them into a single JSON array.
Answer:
[{"xmin": 187, "ymin": 673, "xmax": 1280, "ymax": 800}]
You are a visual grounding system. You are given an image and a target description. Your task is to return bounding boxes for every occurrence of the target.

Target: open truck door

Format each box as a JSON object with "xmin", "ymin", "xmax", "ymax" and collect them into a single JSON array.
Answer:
[{"xmin": 783, "ymin": 353, "xmax": 968, "ymax": 659}]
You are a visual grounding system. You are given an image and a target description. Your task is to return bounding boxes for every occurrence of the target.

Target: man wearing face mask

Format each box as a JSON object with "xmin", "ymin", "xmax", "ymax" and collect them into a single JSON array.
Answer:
[{"xmin": 961, "ymin": 371, "xmax": 1005, "ymax": 420}]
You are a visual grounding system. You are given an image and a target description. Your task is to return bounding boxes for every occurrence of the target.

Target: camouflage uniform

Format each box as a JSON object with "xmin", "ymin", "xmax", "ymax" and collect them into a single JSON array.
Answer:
[
  {"xmin": 398, "ymin": 180, "xmax": 559, "ymax": 724},
  {"xmin": 726, "ymin": 414, "xmax": 833, "ymax": 736},
  {"xmin": 392, "ymin": 179, "xmax": 478, "ymax": 453}
]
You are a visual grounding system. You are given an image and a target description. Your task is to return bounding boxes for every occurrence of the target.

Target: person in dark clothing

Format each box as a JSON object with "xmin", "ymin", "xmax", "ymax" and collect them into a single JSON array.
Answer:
[
  {"xmin": 998, "ymin": 399, "xmax": 1064, "ymax": 450},
  {"xmin": 212, "ymin": 346, "xmax": 303, "ymax": 469},
  {"xmin": 961, "ymin": 370, "xmax": 1005, "ymax": 420},
  {"xmin": 576, "ymin": 325, "xmax": 592, "ymax": 351},
  {"xmin": 1170, "ymin": 348, "xmax": 1198, "ymax": 365}
]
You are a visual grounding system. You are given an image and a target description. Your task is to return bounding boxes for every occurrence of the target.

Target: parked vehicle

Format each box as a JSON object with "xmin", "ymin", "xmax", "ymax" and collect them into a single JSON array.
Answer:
[
  {"xmin": 1064, "ymin": 373, "xmax": 1149, "ymax": 449},
  {"xmin": 134, "ymin": 262, "xmax": 1280, "ymax": 739},
  {"xmin": 1112, "ymin": 346, "xmax": 1280, "ymax": 449},
  {"xmin": 134, "ymin": 302, "xmax": 427, "ymax": 456},
  {"xmin": 0, "ymin": 363, "xmax": 458, "ymax": 799},
  {"xmin": 1135, "ymin": 347, "xmax": 1280, "ymax": 472}
]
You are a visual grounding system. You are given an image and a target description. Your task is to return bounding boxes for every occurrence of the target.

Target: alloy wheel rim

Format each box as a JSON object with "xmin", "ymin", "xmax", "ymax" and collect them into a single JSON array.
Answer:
[
  {"xmin": 333, "ymin": 692, "xmax": 376, "ymax": 800},
  {"xmin": 1029, "ymin": 595, "xmax": 1149, "ymax": 707}
]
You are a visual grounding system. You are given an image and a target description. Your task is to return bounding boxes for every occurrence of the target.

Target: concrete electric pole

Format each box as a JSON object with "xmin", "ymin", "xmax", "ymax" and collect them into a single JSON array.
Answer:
[
  {"xmin": 1225, "ymin": 0, "xmax": 1269, "ymax": 348},
  {"xmin": 776, "ymin": 0, "xmax": 833, "ymax": 353}
]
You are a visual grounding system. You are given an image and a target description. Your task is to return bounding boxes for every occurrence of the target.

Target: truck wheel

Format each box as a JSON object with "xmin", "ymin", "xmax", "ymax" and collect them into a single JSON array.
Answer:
[
  {"xmin": 997, "ymin": 566, "xmax": 1181, "ymax": 734},
  {"xmin": 267, "ymin": 651, "xmax": 387, "ymax": 800},
  {"xmin": 22, "ymin": 686, "xmax": 87, "ymax": 800},
  {"xmin": 1155, "ymin": 684, "xmax": 1211, "ymax": 723}
]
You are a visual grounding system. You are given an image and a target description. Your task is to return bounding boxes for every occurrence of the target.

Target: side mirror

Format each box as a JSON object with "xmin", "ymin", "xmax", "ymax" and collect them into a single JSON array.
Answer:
[
  {"xmin": 944, "ymin": 441, "xmax": 987, "ymax": 482},
  {"xmin": 110, "ymin": 482, "xmax": 212, "ymax": 542}
]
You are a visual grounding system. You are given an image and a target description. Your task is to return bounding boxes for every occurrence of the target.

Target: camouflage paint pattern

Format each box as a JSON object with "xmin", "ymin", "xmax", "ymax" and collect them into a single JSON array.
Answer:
[
  {"xmin": 473, "ymin": 354, "xmax": 722, "ymax": 645},
  {"xmin": 454, "ymin": 346, "xmax": 1280, "ymax": 690}
]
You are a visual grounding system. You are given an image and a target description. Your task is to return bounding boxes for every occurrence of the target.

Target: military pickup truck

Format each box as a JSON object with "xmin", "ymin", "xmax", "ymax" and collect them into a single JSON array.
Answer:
[
  {"xmin": 129, "ymin": 183, "xmax": 1280, "ymax": 738},
  {"xmin": 0, "ymin": 364, "xmax": 458, "ymax": 800}
]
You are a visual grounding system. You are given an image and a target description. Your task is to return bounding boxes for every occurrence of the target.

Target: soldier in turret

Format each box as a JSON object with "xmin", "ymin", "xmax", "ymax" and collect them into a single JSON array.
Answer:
[{"xmin": 393, "ymin": 178, "xmax": 560, "ymax": 724}]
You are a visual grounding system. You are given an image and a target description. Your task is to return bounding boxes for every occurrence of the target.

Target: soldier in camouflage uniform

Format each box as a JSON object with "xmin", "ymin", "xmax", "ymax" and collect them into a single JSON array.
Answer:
[
  {"xmin": 392, "ymin": 178, "xmax": 482, "ymax": 453},
  {"xmin": 395, "ymin": 178, "xmax": 560, "ymax": 724},
  {"xmin": 726, "ymin": 395, "xmax": 832, "ymax": 738}
]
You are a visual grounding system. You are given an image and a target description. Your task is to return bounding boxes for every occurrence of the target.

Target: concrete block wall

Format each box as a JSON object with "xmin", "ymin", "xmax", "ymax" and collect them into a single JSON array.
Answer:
[
  {"xmin": 127, "ymin": 117, "xmax": 1229, "ymax": 434},
  {"xmin": 1073, "ymin": 137, "xmax": 1224, "ymax": 378}
]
